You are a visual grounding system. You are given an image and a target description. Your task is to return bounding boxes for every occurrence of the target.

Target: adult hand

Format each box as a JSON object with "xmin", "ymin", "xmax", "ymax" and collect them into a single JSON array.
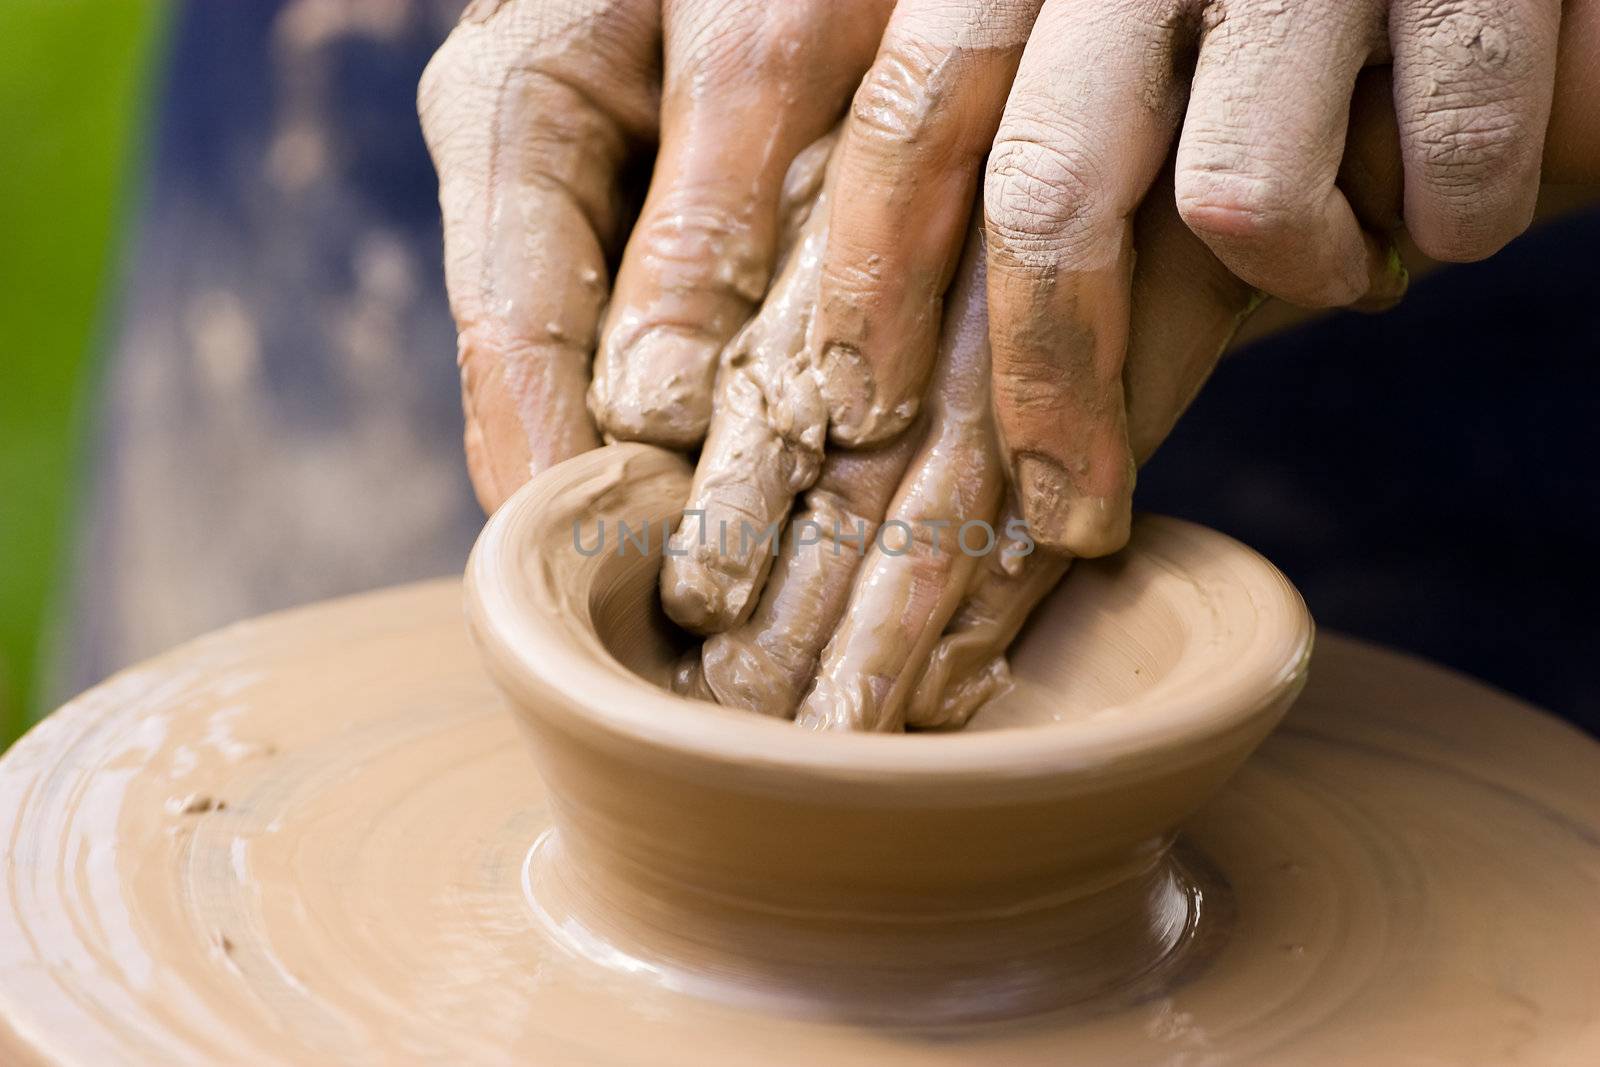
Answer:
[
  {"xmin": 669, "ymin": 140, "xmax": 1268, "ymax": 730},
  {"xmin": 662, "ymin": 0, "xmax": 1600, "ymax": 728},
  {"xmin": 419, "ymin": 0, "xmax": 891, "ymax": 510},
  {"xmin": 983, "ymin": 0, "xmax": 1567, "ymax": 558},
  {"xmin": 652, "ymin": 0, "xmax": 1573, "ymax": 635}
]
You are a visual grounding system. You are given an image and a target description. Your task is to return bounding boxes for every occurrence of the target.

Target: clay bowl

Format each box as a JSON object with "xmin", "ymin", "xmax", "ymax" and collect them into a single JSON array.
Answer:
[{"xmin": 465, "ymin": 443, "xmax": 1313, "ymax": 1024}]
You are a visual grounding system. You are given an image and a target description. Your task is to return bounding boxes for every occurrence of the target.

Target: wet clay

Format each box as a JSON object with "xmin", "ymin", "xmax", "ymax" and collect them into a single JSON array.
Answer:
[
  {"xmin": 457, "ymin": 444, "xmax": 1306, "ymax": 1026},
  {"xmin": 4, "ymin": 570, "xmax": 1600, "ymax": 1063}
]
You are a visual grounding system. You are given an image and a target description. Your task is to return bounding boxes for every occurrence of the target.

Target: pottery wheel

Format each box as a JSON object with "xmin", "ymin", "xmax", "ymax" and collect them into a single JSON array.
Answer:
[{"xmin": 2, "ymin": 581, "xmax": 1598, "ymax": 1066}]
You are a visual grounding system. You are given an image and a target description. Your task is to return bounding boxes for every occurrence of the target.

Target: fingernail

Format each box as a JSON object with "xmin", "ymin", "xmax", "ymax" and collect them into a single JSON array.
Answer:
[
  {"xmin": 817, "ymin": 340, "xmax": 919, "ymax": 447},
  {"xmin": 592, "ymin": 328, "xmax": 716, "ymax": 447},
  {"xmin": 1355, "ymin": 239, "xmax": 1409, "ymax": 312},
  {"xmin": 1015, "ymin": 454, "xmax": 1072, "ymax": 549},
  {"xmin": 1014, "ymin": 454, "xmax": 1130, "ymax": 557}
]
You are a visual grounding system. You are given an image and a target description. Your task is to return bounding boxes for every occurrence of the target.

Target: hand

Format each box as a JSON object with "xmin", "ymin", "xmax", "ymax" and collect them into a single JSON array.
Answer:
[
  {"xmin": 662, "ymin": 3, "xmax": 1600, "ymax": 730},
  {"xmin": 423, "ymin": 0, "xmax": 1598, "ymax": 731},
  {"xmin": 666, "ymin": 137, "xmax": 1268, "ymax": 730},
  {"xmin": 979, "ymin": 0, "xmax": 1577, "ymax": 558},
  {"xmin": 419, "ymin": 0, "xmax": 891, "ymax": 511}
]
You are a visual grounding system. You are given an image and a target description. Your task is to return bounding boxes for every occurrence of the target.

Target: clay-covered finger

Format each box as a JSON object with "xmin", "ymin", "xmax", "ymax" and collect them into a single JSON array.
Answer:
[
  {"xmin": 419, "ymin": 0, "xmax": 659, "ymax": 510},
  {"xmin": 1174, "ymin": 1, "xmax": 1406, "ymax": 310},
  {"xmin": 904, "ymin": 526, "xmax": 1069, "ymax": 730},
  {"xmin": 795, "ymin": 233, "xmax": 1005, "ymax": 732},
  {"xmin": 809, "ymin": 0, "xmax": 1043, "ymax": 448},
  {"xmin": 683, "ymin": 430, "xmax": 924, "ymax": 715},
  {"xmin": 589, "ymin": 0, "xmax": 890, "ymax": 448},
  {"xmin": 983, "ymin": 0, "xmax": 1184, "ymax": 558},
  {"xmin": 658, "ymin": 177, "xmax": 836, "ymax": 634},
  {"xmin": 1389, "ymin": 0, "xmax": 1559, "ymax": 262},
  {"xmin": 912, "ymin": 172, "xmax": 1264, "ymax": 729}
]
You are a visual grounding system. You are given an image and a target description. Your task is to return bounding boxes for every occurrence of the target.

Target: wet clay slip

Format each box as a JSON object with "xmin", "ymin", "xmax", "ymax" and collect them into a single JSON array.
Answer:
[{"xmin": 2, "ymin": 445, "xmax": 1598, "ymax": 1064}]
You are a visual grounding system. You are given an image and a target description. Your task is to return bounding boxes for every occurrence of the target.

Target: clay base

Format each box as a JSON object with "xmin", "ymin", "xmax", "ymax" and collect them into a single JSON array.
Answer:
[{"xmin": 2, "ymin": 581, "xmax": 1598, "ymax": 1065}]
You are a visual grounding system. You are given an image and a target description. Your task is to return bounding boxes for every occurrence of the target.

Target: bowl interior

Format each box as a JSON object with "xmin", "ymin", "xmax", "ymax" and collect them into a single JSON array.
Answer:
[{"xmin": 591, "ymin": 541, "xmax": 1194, "ymax": 732}]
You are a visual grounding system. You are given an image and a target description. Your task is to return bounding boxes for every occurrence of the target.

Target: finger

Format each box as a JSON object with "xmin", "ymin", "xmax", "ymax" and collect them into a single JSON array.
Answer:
[
  {"xmin": 419, "ymin": 0, "xmax": 660, "ymax": 510},
  {"xmin": 1339, "ymin": 67, "xmax": 1406, "ymax": 236},
  {"xmin": 1123, "ymin": 171, "xmax": 1265, "ymax": 464},
  {"xmin": 658, "ymin": 174, "xmax": 836, "ymax": 634},
  {"xmin": 1390, "ymin": 0, "xmax": 1560, "ymax": 261},
  {"xmin": 690, "ymin": 429, "xmax": 925, "ymax": 716},
  {"xmin": 984, "ymin": 0, "xmax": 1186, "ymax": 558},
  {"xmin": 796, "ymin": 233, "xmax": 1006, "ymax": 732},
  {"xmin": 775, "ymin": 131, "xmax": 836, "ymax": 261},
  {"xmin": 912, "ymin": 171, "xmax": 1264, "ymax": 729},
  {"xmin": 1546, "ymin": 0, "xmax": 1600, "ymax": 181},
  {"xmin": 589, "ymin": 0, "xmax": 890, "ymax": 448},
  {"xmin": 1174, "ymin": 1, "xmax": 1406, "ymax": 309},
  {"xmin": 904, "ymin": 529, "xmax": 1069, "ymax": 730},
  {"xmin": 810, "ymin": 0, "xmax": 1043, "ymax": 447}
]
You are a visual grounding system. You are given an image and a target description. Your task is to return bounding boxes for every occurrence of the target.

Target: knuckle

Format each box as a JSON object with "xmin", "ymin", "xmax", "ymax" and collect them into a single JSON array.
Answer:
[
  {"xmin": 1396, "ymin": 0, "xmax": 1548, "ymax": 224},
  {"xmin": 676, "ymin": 2, "xmax": 818, "ymax": 84},
  {"xmin": 1403, "ymin": 2, "xmax": 1542, "ymax": 83},
  {"xmin": 848, "ymin": 38, "xmax": 955, "ymax": 155},
  {"xmin": 417, "ymin": 34, "xmax": 476, "ymax": 144},
  {"xmin": 629, "ymin": 194, "xmax": 769, "ymax": 302},
  {"xmin": 1401, "ymin": 103, "xmax": 1538, "ymax": 261},
  {"xmin": 1410, "ymin": 100, "xmax": 1532, "ymax": 189},
  {"xmin": 984, "ymin": 124, "xmax": 1107, "ymax": 267}
]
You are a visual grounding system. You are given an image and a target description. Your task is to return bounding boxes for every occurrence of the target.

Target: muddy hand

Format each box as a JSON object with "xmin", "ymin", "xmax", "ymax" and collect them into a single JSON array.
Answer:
[
  {"xmin": 675, "ymin": 224, "xmax": 997, "ymax": 721},
  {"xmin": 985, "ymin": 0, "xmax": 1563, "ymax": 558},
  {"xmin": 812, "ymin": 152, "xmax": 1266, "ymax": 733},
  {"xmin": 421, "ymin": 0, "xmax": 890, "ymax": 511},
  {"xmin": 908, "ymin": 175, "xmax": 1264, "ymax": 729},
  {"xmin": 908, "ymin": 66, "xmax": 1419, "ymax": 730},
  {"xmin": 420, "ymin": 0, "xmax": 661, "ymax": 511},
  {"xmin": 587, "ymin": 0, "xmax": 892, "ymax": 447},
  {"xmin": 657, "ymin": 0, "xmax": 1047, "ymax": 635},
  {"xmin": 794, "ymin": 231, "xmax": 1008, "ymax": 732}
]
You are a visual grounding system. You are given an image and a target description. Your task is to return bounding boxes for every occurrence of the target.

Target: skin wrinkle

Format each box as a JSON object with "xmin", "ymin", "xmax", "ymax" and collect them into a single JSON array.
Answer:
[
  {"xmin": 421, "ymin": 0, "xmax": 661, "ymax": 505},
  {"xmin": 806, "ymin": 0, "xmax": 1043, "ymax": 453},
  {"xmin": 1390, "ymin": 0, "xmax": 1559, "ymax": 259}
]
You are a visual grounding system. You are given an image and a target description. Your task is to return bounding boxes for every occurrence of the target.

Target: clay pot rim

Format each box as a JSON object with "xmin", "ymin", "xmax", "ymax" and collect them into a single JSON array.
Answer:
[{"xmin": 467, "ymin": 444, "xmax": 1313, "ymax": 784}]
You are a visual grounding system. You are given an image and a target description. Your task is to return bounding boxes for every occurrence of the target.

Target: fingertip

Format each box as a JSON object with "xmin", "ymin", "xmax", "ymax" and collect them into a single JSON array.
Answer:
[
  {"xmin": 589, "ymin": 327, "xmax": 717, "ymax": 448},
  {"xmin": 1352, "ymin": 236, "xmax": 1411, "ymax": 312},
  {"xmin": 670, "ymin": 648, "xmax": 717, "ymax": 702},
  {"xmin": 817, "ymin": 339, "xmax": 924, "ymax": 448},
  {"xmin": 1013, "ymin": 453, "xmax": 1132, "ymax": 558},
  {"xmin": 1404, "ymin": 182, "xmax": 1538, "ymax": 264},
  {"xmin": 660, "ymin": 555, "xmax": 740, "ymax": 635},
  {"xmin": 1173, "ymin": 176, "xmax": 1371, "ymax": 309}
]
